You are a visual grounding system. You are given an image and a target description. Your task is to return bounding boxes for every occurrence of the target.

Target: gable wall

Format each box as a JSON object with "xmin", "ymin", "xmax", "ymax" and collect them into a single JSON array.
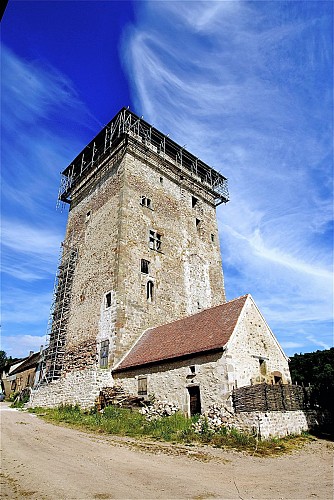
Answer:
[{"xmin": 226, "ymin": 298, "xmax": 291, "ymax": 388}]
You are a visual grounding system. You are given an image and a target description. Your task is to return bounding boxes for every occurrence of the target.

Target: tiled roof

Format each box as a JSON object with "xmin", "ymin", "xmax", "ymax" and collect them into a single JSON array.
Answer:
[{"xmin": 113, "ymin": 295, "xmax": 249, "ymax": 372}]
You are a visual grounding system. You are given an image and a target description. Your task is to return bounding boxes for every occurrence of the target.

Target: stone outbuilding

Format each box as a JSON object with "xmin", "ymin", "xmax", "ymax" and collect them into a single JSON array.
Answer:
[{"xmin": 113, "ymin": 294, "xmax": 291, "ymax": 416}]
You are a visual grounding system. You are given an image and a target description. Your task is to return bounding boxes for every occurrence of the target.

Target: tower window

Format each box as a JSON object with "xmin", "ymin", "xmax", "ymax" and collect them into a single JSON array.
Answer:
[
  {"xmin": 196, "ymin": 218, "xmax": 201, "ymax": 228},
  {"xmin": 86, "ymin": 210, "xmax": 91, "ymax": 222},
  {"xmin": 100, "ymin": 339, "xmax": 109, "ymax": 368},
  {"xmin": 141, "ymin": 259, "xmax": 150, "ymax": 274},
  {"xmin": 146, "ymin": 280, "xmax": 154, "ymax": 302},
  {"xmin": 149, "ymin": 230, "xmax": 162, "ymax": 251},
  {"xmin": 192, "ymin": 196, "xmax": 198, "ymax": 208},
  {"xmin": 105, "ymin": 292, "xmax": 112, "ymax": 308},
  {"xmin": 160, "ymin": 177, "xmax": 164, "ymax": 184},
  {"xmin": 141, "ymin": 196, "xmax": 152, "ymax": 209},
  {"xmin": 211, "ymin": 233, "xmax": 215, "ymax": 242}
]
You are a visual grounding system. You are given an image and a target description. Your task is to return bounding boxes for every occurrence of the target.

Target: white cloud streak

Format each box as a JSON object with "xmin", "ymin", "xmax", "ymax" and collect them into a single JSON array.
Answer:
[{"xmin": 124, "ymin": 1, "xmax": 333, "ymax": 354}]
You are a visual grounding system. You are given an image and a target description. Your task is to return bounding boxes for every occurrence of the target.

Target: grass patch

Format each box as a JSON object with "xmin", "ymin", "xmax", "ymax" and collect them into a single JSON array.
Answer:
[{"xmin": 28, "ymin": 405, "xmax": 313, "ymax": 456}]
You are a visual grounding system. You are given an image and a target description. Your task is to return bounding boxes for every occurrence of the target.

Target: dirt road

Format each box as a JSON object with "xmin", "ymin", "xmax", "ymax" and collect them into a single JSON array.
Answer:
[{"xmin": 1, "ymin": 403, "xmax": 332, "ymax": 499}]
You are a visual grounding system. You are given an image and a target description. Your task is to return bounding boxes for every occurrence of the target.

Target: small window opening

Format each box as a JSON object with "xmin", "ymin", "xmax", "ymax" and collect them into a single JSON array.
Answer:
[
  {"xmin": 274, "ymin": 375, "xmax": 282, "ymax": 385},
  {"xmin": 141, "ymin": 196, "xmax": 152, "ymax": 209},
  {"xmin": 192, "ymin": 196, "xmax": 198, "ymax": 208},
  {"xmin": 196, "ymin": 218, "xmax": 201, "ymax": 227},
  {"xmin": 197, "ymin": 300, "xmax": 202, "ymax": 310},
  {"xmin": 86, "ymin": 211, "xmax": 91, "ymax": 222},
  {"xmin": 100, "ymin": 339, "xmax": 109, "ymax": 368},
  {"xmin": 141, "ymin": 259, "xmax": 150, "ymax": 274},
  {"xmin": 160, "ymin": 177, "xmax": 163, "ymax": 184},
  {"xmin": 259, "ymin": 359, "xmax": 267, "ymax": 376},
  {"xmin": 138, "ymin": 376, "xmax": 147, "ymax": 396},
  {"xmin": 146, "ymin": 280, "xmax": 154, "ymax": 302},
  {"xmin": 105, "ymin": 292, "xmax": 112, "ymax": 308},
  {"xmin": 190, "ymin": 365, "xmax": 196, "ymax": 374},
  {"xmin": 211, "ymin": 233, "xmax": 215, "ymax": 242},
  {"xmin": 149, "ymin": 230, "xmax": 162, "ymax": 251}
]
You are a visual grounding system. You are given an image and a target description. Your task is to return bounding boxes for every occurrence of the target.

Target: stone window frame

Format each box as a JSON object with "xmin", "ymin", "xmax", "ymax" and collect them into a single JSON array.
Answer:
[
  {"xmin": 149, "ymin": 230, "xmax": 162, "ymax": 252},
  {"xmin": 146, "ymin": 280, "xmax": 154, "ymax": 303},
  {"xmin": 140, "ymin": 196, "xmax": 153, "ymax": 210}
]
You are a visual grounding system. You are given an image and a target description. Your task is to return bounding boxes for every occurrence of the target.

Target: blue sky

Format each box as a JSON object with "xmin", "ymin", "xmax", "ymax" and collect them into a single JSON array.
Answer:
[{"xmin": 1, "ymin": 1, "xmax": 333, "ymax": 358}]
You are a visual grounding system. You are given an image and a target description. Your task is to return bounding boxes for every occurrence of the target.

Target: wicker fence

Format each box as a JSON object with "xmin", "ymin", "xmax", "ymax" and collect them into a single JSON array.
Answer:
[{"xmin": 232, "ymin": 383, "xmax": 305, "ymax": 413}]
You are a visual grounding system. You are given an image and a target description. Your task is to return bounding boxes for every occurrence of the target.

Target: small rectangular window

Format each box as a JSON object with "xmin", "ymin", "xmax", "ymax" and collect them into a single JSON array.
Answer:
[
  {"xmin": 160, "ymin": 177, "xmax": 164, "ymax": 184},
  {"xmin": 141, "ymin": 259, "xmax": 149, "ymax": 274},
  {"xmin": 86, "ymin": 211, "xmax": 91, "ymax": 222},
  {"xmin": 105, "ymin": 292, "xmax": 112, "ymax": 308},
  {"xmin": 196, "ymin": 218, "xmax": 201, "ymax": 228},
  {"xmin": 149, "ymin": 230, "xmax": 162, "ymax": 251},
  {"xmin": 138, "ymin": 376, "xmax": 147, "ymax": 396},
  {"xmin": 211, "ymin": 233, "xmax": 215, "ymax": 242},
  {"xmin": 192, "ymin": 196, "xmax": 198, "ymax": 208},
  {"xmin": 100, "ymin": 340, "xmax": 109, "ymax": 368},
  {"xmin": 146, "ymin": 280, "xmax": 154, "ymax": 302}
]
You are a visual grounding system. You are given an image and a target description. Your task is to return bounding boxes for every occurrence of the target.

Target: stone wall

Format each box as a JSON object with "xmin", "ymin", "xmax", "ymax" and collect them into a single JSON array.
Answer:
[
  {"xmin": 228, "ymin": 410, "xmax": 309, "ymax": 439},
  {"xmin": 28, "ymin": 368, "xmax": 113, "ymax": 409},
  {"xmin": 226, "ymin": 296, "xmax": 291, "ymax": 389}
]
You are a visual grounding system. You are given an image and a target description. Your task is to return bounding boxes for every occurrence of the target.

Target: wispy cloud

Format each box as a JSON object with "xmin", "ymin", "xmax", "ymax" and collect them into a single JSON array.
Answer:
[
  {"xmin": 1, "ymin": 44, "xmax": 98, "ymax": 353},
  {"xmin": 124, "ymin": 1, "xmax": 333, "ymax": 355}
]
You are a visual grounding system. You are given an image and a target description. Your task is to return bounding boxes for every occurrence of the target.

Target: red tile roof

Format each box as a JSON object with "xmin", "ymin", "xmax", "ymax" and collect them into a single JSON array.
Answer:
[{"xmin": 113, "ymin": 295, "xmax": 249, "ymax": 372}]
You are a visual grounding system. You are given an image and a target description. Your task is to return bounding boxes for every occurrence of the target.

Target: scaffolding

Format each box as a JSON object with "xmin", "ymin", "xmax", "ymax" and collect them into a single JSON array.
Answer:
[
  {"xmin": 42, "ymin": 240, "xmax": 78, "ymax": 383},
  {"xmin": 58, "ymin": 108, "xmax": 229, "ymax": 207}
]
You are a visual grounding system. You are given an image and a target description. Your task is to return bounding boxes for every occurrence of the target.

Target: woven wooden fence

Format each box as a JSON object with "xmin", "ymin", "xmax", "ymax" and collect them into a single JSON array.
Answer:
[{"xmin": 232, "ymin": 383, "xmax": 305, "ymax": 413}]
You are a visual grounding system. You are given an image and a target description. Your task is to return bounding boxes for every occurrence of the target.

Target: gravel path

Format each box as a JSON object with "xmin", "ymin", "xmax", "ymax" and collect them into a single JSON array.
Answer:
[{"xmin": 1, "ymin": 402, "xmax": 332, "ymax": 499}]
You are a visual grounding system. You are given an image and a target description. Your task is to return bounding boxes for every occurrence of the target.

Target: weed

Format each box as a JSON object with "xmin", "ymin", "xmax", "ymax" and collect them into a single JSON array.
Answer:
[{"xmin": 28, "ymin": 405, "xmax": 313, "ymax": 456}]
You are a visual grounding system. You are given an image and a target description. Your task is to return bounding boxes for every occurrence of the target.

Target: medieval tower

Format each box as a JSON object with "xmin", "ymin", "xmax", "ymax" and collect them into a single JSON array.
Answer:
[{"xmin": 34, "ymin": 108, "xmax": 229, "ymax": 407}]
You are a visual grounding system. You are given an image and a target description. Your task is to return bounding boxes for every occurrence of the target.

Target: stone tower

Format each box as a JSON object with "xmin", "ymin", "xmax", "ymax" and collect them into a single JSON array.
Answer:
[{"xmin": 42, "ymin": 108, "xmax": 229, "ymax": 401}]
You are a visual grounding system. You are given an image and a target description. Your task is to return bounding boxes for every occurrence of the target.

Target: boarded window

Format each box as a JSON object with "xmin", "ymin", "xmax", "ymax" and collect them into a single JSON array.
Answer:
[
  {"xmin": 138, "ymin": 376, "xmax": 147, "ymax": 396},
  {"xmin": 149, "ymin": 230, "xmax": 161, "ymax": 251},
  {"xmin": 100, "ymin": 340, "xmax": 109, "ymax": 368},
  {"xmin": 141, "ymin": 259, "xmax": 149, "ymax": 274}
]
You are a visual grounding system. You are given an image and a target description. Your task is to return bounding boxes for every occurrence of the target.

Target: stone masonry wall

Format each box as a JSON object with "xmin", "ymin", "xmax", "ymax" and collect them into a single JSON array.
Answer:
[
  {"xmin": 29, "ymin": 368, "xmax": 113, "ymax": 409},
  {"xmin": 114, "ymin": 145, "xmax": 226, "ymax": 362},
  {"xmin": 114, "ymin": 352, "xmax": 231, "ymax": 415},
  {"xmin": 226, "ymin": 296, "xmax": 291, "ymax": 391},
  {"xmin": 227, "ymin": 410, "xmax": 309, "ymax": 439}
]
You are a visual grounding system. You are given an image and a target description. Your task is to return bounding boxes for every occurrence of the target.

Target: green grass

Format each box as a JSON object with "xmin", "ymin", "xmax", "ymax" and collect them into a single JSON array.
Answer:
[{"xmin": 28, "ymin": 405, "xmax": 313, "ymax": 456}]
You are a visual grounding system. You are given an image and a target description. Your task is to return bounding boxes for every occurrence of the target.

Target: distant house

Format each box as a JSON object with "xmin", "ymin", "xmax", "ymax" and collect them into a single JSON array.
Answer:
[
  {"xmin": 1, "ymin": 358, "xmax": 26, "ymax": 396},
  {"xmin": 113, "ymin": 294, "xmax": 291, "ymax": 416},
  {"xmin": 5, "ymin": 351, "xmax": 42, "ymax": 395}
]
